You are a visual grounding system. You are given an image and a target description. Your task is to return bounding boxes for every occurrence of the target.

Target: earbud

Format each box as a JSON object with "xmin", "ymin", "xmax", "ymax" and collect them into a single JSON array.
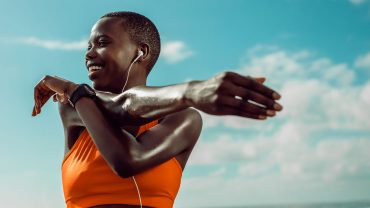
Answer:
[
  {"xmin": 133, "ymin": 50, "xmax": 144, "ymax": 63},
  {"xmin": 138, "ymin": 50, "xmax": 144, "ymax": 58}
]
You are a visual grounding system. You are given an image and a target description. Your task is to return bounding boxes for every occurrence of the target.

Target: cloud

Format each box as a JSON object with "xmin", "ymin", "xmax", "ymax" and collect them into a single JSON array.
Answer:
[
  {"xmin": 355, "ymin": 52, "xmax": 370, "ymax": 69},
  {"xmin": 177, "ymin": 45, "xmax": 370, "ymax": 206},
  {"xmin": 201, "ymin": 45, "xmax": 369, "ymax": 130},
  {"xmin": 17, "ymin": 37, "xmax": 87, "ymax": 50},
  {"xmin": 349, "ymin": 0, "xmax": 368, "ymax": 5},
  {"xmin": 179, "ymin": 127, "xmax": 370, "ymax": 206},
  {"xmin": 160, "ymin": 41, "xmax": 193, "ymax": 64},
  {"xmin": 175, "ymin": 171, "xmax": 370, "ymax": 207}
]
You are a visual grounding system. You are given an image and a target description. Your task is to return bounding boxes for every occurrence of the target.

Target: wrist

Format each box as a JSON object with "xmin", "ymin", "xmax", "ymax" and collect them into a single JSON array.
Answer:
[
  {"xmin": 182, "ymin": 80, "xmax": 199, "ymax": 107},
  {"xmin": 68, "ymin": 84, "xmax": 96, "ymax": 108},
  {"xmin": 66, "ymin": 82, "xmax": 79, "ymax": 99}
]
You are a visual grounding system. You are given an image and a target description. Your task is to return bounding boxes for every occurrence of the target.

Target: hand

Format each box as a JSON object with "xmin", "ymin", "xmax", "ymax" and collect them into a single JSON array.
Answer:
[
  {"xmin": 185, "ymin": 71, "xmax": 283, "ymax": 119},
  {"xmin": 32, "ymin": 75, "xmax": 78, "ymax": 116}
]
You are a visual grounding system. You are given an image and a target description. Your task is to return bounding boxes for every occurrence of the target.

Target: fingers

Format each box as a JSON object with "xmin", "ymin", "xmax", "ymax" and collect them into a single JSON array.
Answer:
[
  {"xmin": 217, "ymin": 105, "xmax": 267, "ymax": 120},
  {"xmin": 221, "ymin": 81, "xmax": 282, "ymax": 112},
  {"xmin": 32, "ymin": 104, "xmax": 41, "ymax": 117},
  {"xmin": 218, "ymin": 95, "xmax": 275, "ymax": 118},
  {"xmin": 32, "ymin": 106, "xmax": 36, "ymax": 117},
  {"xmin": 220, "ymin": 72, "xmax": 281, "ymax": 100}
]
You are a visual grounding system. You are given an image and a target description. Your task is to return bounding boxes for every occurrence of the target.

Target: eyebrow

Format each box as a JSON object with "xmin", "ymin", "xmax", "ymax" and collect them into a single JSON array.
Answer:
[{"xmin": 88, "ymin": 34, "xmax": 112, "ymax": 44}]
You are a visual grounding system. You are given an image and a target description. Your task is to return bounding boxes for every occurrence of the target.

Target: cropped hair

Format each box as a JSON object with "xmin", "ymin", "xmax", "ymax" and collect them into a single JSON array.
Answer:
[{"xmin": 101, "ymin": 11, "xmax": 160, "ymax": 74}]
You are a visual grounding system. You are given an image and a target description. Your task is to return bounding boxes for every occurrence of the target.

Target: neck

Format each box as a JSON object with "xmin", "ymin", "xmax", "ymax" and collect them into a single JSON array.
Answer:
[{"xmin": 121, "ymin": 78, "xmax": 147, "ymax": 93}]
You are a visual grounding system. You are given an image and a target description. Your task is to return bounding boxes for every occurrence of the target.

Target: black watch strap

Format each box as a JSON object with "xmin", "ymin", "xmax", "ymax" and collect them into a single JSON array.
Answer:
[{"xmin": 68, "ymin": 84, "xmax": 96, "ymax": 108}]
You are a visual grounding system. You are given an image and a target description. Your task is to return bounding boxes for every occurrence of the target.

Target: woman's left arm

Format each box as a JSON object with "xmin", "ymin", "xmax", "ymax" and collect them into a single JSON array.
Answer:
[
  {"xmin": 74, "ymin": 96, "xmax": 202, "ymax": 178},
  {"xmin": 32, "ymin": 75, "xmax": 202, "ymax": 177}
]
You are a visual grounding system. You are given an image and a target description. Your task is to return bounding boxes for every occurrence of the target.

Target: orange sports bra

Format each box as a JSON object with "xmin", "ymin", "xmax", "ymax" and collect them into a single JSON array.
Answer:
[{"xmin": 61, "ymin": 120, "xmax": 182, "ymax": 208}]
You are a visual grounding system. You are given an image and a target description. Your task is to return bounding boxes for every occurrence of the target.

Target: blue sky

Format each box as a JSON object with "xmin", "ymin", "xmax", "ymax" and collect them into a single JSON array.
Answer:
[{"xmin": 1, "ymin": 0, "xmax": 370, "ymax": 207}]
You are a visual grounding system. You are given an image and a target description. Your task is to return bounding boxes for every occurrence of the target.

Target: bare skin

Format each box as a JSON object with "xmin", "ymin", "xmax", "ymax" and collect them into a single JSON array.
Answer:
[{"xmin": 32, "ymin": 17, "xmax": 283, "ymax": 208}]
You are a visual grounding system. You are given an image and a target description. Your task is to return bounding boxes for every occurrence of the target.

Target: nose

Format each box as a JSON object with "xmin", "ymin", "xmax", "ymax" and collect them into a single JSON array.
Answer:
[{"xmin": 85, "ymin": 46, "xmax": 97, "ymax": 61}]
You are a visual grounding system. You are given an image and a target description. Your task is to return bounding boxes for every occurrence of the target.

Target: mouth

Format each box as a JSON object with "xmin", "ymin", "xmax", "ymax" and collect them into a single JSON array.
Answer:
[{"xmin": 87, "ymin": 64, "xmax": 104, "ymax": 80}]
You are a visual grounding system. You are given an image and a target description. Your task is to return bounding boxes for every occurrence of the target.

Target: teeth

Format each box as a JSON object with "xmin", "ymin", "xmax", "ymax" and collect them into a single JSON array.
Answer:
[{"xmin": 89, "ymin": 65, "xmax": 102, "ymax": 72}]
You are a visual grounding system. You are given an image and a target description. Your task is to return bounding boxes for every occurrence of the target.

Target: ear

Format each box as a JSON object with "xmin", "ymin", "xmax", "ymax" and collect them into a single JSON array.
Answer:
[{"xmin": 138, "ymin": 43, "xmax": 150, "ymax": 62}]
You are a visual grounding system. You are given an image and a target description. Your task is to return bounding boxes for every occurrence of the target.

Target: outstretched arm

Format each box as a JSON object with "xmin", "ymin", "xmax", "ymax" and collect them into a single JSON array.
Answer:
[{"xmin": 94, "ymin": 71, "xmax": 283, "ymax": 126}]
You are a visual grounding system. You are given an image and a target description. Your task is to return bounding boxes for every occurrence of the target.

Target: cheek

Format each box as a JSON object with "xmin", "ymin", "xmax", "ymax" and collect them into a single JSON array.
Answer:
[{"xmin": 116, "ymin": 49, "xmax": 132, "ymax": 66}]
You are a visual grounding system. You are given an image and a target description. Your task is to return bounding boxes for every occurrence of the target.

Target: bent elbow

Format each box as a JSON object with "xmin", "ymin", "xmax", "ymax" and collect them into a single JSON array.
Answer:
[
  {"xmin": 111, "ymin": 156, "xmax": 139, "ymax": 178},
  {"xmin": 112, "ymin": 163, "xmax": 135, "ymax": 178},
  {"xmin": 115, "ymin": 169, "xmax": 135, "ymax": 178}
]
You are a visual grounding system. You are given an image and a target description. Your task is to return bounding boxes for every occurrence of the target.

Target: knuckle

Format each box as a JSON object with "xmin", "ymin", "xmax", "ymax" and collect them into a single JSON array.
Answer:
[
  {"xmin": 212, "ymin": 95, "xmax": 219, "ymax": 103},
  {"xmin": 218, "ymin": 71, "xmax": 232, "ymax": 81},
  {"xmin": 215, "ymin": 82, "xmax": 227, "ymax": 93},
  {"xmin": 212, "ymin": 95, "xmax": 222, "ymax": 105}
]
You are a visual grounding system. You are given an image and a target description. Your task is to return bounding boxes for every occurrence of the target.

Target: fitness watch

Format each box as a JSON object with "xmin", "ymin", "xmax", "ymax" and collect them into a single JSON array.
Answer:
[{"xmin": 68, "ymin": 83, "xmax": 96, "ymax": 108}]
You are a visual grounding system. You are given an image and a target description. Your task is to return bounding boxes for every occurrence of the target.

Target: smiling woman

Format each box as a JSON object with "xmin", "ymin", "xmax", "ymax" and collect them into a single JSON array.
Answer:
[{"xmin": 32, "ymin": 11, "xmax": 282, "ymax": 208}]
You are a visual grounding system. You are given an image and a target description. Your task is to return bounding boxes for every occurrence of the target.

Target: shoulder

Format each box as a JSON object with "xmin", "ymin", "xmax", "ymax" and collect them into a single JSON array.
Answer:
[
  {"xmin": 180, "ymin": 107, "xmax": 202, "ymax": 128},
  {"xmin": 159, "ymin": 108, "xmax": 202, "ymax": 146},
  {"xmin": 160, "ymin": 107, "xmax": 202, "ymax": 128}
]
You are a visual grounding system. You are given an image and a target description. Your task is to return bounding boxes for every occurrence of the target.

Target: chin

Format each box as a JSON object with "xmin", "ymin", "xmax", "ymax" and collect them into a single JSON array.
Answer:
[{"xmin": 91, "ymin": 80, "xmax": 106, "ymax": 91}]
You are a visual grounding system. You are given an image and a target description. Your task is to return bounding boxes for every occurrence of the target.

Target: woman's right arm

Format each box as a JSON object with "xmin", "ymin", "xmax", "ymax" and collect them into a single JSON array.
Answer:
[
  {"xmin": 95, "ymin": 71, "xmax": 282, "ymax": 126},
  {"xmin": 40, "ymin": 71, "xmax": 282, "ymax": 127}
]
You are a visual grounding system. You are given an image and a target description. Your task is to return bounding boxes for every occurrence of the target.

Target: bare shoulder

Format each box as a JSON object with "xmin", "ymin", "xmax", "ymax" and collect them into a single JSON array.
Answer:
[
  {"xmin": 158, "ymin": 108, "xmax": 202, "ymax": 170},
  {"xmin": 161, "ymin": 108, "xmax": 202, "ymax": 130},
  {"xmin": 160, "ymin": 107, "xmax": 203, "ymax": 148}
]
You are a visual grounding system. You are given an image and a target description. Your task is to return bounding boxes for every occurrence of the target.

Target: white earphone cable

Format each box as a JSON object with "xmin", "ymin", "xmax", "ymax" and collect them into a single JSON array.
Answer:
[
  {"xmin": 132, "ymin": 176, "xmax": 143, "ymax": 208},
  {"xmin": 124, "ymin": 51, "xmax": 144, "ymax": 208}
]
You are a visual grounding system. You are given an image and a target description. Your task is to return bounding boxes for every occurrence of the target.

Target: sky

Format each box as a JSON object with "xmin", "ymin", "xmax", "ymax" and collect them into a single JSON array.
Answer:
[{"xmin": 0, "ymin": 0, "xmax": 370, "ymax": 207}]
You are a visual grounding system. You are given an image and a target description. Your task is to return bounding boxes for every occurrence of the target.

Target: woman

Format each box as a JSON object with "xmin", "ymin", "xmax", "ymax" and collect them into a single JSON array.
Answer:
[{"xmin": 32, "ymin": 11, "xmax": 282, "ymax": 208}]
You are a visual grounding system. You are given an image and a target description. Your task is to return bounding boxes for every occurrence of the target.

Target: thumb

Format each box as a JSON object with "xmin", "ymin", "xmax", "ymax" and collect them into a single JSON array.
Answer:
[{"xmin": 254, "ymin": 77, "xmax": 266, "ymax": 84}]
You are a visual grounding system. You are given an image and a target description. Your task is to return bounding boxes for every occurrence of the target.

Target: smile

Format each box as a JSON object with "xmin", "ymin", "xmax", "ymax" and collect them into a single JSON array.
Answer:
[{"xmin": 88, "ymin": 65, "xmax": 103, "ymax": 72}]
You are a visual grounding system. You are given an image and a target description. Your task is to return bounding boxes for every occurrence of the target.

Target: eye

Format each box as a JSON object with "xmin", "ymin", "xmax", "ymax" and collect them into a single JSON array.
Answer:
[
  {"xmin": 87, "ymin": 44, "xmax": 92, "ymax": 51},
  {"xmin": 98, "ymin": 39, "xmax": 109, "ymax": 47}
]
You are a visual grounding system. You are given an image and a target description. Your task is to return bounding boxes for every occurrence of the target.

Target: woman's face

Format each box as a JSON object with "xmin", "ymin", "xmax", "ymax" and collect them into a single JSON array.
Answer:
[{"xmin": 86, "ymin": 17, "xmax": 137, "ymax": 93}]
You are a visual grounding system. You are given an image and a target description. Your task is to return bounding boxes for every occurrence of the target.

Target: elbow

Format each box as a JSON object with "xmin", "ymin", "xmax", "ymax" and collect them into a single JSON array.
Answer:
[
  {"xmin": 114, "ymin": 168, "xmax": 135, "ymax": 178},
  {"xmin": 186, "ymin": 108, "xmax": 203, "ymax": 136},
  {"xmin": 112, "ymin": 162, "xmax": 135, "ymax": 178},
  {"xmin": 111, "ymin": 155, "xmax": 140, "ymax": 178}
]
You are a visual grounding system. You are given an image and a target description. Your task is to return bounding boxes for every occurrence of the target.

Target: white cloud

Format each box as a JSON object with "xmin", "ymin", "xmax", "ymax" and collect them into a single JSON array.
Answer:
[
  {"xmin": 160, "ymin": 41, "xmax": 193, "ymax": 64},
  {"xmin": 349, "ymin": 0, "xmax": 368, "ymax": 5},
  {"xmin": 177, "ymin": 176, "xmax": 370, "ymax": 207},
  {"xmin": 178, "ymin": 127, "xmax": 370, "ymax": 206},
  {"xmin": 201, "ymin": 45, "xmax": 369, "ymax": 130},
  {"xmin": 360, "ymin": 82, "xmax": 370, "ymax": 104},
  {"xmin": 189, "ymin": 134, "xmax": 271, "ymax": 165},
  {"xmin": 177, "ymin": 45, "xmax": 370, "ymax": 206},
  {"xmin": 17, "ymin": 37, "xmax": 87, "ymax": 50},
  {"xmin": 355, "ymin": 52, "xmax": 370, "ymax": 68}
]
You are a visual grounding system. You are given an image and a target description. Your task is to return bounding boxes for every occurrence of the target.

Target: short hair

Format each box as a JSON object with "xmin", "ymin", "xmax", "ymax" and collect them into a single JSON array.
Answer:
[{"xmin": 101, "ymin": 11, "xmax": 160, "ymax": 74}]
